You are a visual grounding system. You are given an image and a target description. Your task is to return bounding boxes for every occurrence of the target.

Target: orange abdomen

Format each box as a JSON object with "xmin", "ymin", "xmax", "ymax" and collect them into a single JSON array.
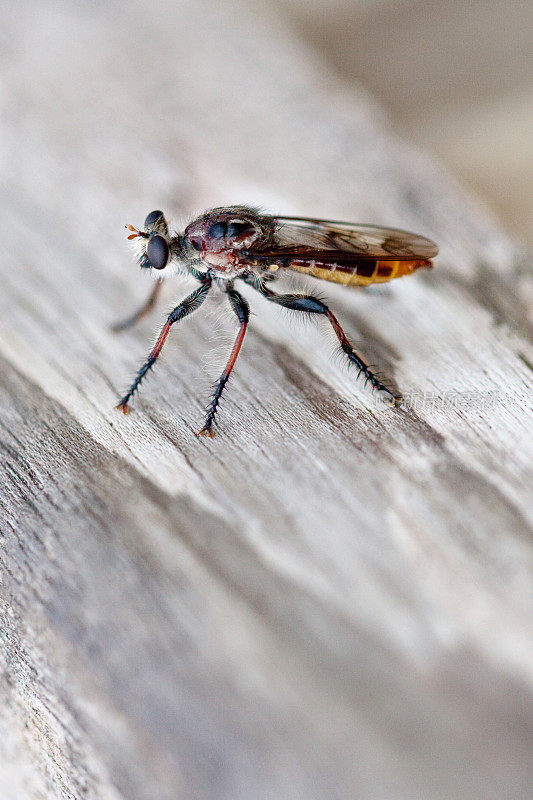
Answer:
[{"xmin": 288, "ymin": 257, "xmax": 433, "ymax": 286}]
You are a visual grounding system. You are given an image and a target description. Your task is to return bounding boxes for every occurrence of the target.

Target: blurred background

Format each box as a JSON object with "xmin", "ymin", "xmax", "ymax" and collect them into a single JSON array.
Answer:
[{"xmin": 277, "ymin": 0, "xmax": 533, "ymax": 245}]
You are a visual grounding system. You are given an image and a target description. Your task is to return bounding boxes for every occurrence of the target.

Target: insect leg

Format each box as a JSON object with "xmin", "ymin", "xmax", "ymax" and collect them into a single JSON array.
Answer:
[
  {"xmin": 246, "ymin": 278, "xmax": 402, "ymax": 405},
  {"xmin": 116, "ymin": 276, "xmax": 212, "ymax": 413},
  {"xmin": 110, "ymin": 278, "xmax": 164, "ymax": 332},
  {"xmin": 198, "ymin": 287, "xmax": 249, "ymax": 437}
]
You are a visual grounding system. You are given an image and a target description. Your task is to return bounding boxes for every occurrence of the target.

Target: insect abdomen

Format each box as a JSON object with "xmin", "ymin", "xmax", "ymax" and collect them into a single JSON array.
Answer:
[{"xmin": 288, "ymin": 258, "xmax": 433, "ymax": 286}]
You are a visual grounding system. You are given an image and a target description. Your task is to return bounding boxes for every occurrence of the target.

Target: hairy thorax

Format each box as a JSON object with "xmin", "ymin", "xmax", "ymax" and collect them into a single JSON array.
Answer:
[{"xmin": 183, "ymin": 206, "xmax": 274, "ymax": 280}]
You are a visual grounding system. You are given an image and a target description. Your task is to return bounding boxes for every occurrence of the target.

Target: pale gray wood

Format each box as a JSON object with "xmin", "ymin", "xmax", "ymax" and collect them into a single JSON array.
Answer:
[{"xmin": 0, "ymin": 2, "xmax": 532, "ymax": 800}]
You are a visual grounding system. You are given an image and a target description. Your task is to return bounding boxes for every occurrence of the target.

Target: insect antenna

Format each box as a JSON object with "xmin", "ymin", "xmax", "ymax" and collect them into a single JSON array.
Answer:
[{"xmin": 125, "ymin": 224, "xmax": 149, "ymax": 240}]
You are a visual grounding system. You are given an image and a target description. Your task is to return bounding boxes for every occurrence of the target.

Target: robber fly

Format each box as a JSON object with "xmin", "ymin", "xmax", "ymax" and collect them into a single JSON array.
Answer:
[{"xmin": 113, "ymin": 206, "xmax": 438, "ymax": 436}]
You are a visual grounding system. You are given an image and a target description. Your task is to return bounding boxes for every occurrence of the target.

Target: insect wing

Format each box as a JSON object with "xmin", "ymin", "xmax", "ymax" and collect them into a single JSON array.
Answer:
[
  {"xmin": 273, "ymin": 217, "xmax": 438, "ymax": 260},
  {"xmin": 246, "ymin": 216, "xmax": 438, "ymax": 286}
]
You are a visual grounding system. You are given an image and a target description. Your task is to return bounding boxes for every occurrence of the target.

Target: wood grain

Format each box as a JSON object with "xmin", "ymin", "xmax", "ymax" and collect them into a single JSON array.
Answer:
[{"xmin": 0, "ymin": 2, "xmax": 532, "ymax": 799}]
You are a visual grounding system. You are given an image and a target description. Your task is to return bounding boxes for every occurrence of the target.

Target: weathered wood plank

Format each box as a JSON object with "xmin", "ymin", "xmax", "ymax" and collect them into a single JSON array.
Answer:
[{"xmin": 0, "ymin": 2, "xmax": 532, "ymax": 799}]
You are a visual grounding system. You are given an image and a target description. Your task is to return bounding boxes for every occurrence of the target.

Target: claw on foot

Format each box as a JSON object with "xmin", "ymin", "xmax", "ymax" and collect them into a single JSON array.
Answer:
[
  {"xmin": 376, "ymin": 389, "xmax": 403, "ymax": 408},
  {"xmin": 115, "ymin": 401, "xmax": 131, "ymax": 415},
  {"xmin": 198, "ymin": 426, "xmax": 214, "ymax": 438}
]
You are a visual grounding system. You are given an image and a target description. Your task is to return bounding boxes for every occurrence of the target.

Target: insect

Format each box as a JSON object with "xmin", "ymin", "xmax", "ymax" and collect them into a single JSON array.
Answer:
[{"xmin": 113, "ymin": 206, "xmax": 438, "ymax": 436}]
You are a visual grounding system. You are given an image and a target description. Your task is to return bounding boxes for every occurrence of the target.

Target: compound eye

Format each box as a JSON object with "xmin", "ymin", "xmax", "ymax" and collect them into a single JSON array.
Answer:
[
  {"xmin": 208, "ymin": 222, "xmax": 226, "ymax": 239},
  {"xmin": 226, "ymin": 221, "xmax": 252, "ymax": 238},
  {"xmin": 144, "ymin": 210, "xmax": 164, "ymax": 228},
  {"xmin": 146, "ymin": 235, "xmax": 169, "ymax": 269}
]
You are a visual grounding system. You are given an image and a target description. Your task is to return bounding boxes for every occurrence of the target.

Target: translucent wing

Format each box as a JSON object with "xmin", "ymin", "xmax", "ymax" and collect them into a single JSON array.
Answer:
[
  {"xmin": 274, "ymin": 217, "xmax": 438, "ymax": 259},
  {"xmin": 250, "ymin": 216, "xmax": 438, "ymax": 286}
]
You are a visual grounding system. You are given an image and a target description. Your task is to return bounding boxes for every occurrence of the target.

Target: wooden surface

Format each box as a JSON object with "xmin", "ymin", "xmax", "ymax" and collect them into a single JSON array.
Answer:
[{"xmin": 1, "ymin": 2, "xmax": 532, "ymax": 799}]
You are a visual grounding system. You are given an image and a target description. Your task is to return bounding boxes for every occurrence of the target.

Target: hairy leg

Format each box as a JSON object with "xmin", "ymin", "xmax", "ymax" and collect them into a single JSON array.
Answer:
[
  {"xmin": 111, "ymin": 268, "xmax": 207, "ymax": 333},
  {"xmin": 110, "ymin": 279, "xmax": 163, "ymax": 333},
  {"xmin": 246, "ymin": 278, "xmax": 402, "ymax": 405},
  {"xmin": 116, "ymin": 277, "xmax": 211, "ymax": 413},
  {"xmin": 198, "ymin": 287, "xmax": 250, "ymax": 437}
]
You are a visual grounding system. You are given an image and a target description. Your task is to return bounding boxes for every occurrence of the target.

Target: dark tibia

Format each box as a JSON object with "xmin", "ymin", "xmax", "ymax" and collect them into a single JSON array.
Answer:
[
  {"xmin": 116, "ymin": 277, "xmax": 211, "ymax": 413},
  {"xmin": 246, "ymin": 278, "xmax": 402, "ymax": 404},
  {"xmin": 111, "ymin": 279, "xmax": 163, "ymax": 332},
  {"xmin": 199, "ymin": 287, "xmax": 250, "ymax": 437}
]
